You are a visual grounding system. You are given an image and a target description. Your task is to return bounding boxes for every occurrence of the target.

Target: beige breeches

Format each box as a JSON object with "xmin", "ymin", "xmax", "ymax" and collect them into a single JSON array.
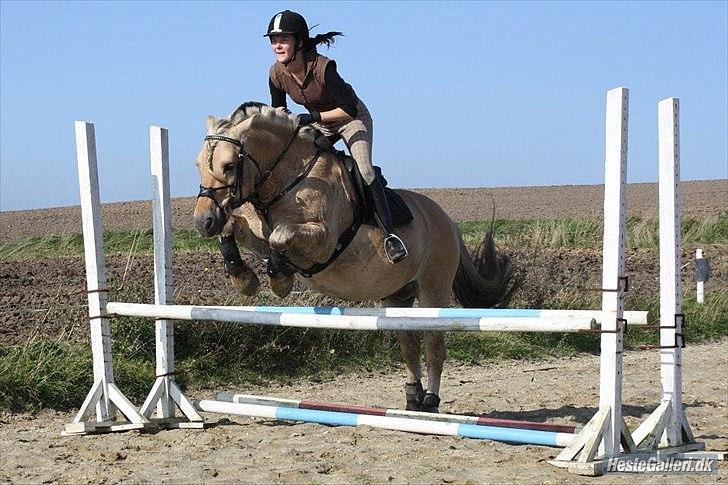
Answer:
[{"xmin": 313, "ymin": 99, "xmax": 376, "ymax": 184}]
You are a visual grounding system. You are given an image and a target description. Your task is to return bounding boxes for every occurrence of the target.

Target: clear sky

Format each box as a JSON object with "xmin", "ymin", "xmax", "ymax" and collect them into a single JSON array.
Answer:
[{"xmin": 1, "ymin": 1, "xmax": 726, "ymax": 211}]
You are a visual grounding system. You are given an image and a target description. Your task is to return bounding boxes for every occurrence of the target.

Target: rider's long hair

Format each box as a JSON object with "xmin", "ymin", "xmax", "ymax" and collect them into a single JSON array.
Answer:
[{"xmin": 303, "ymin": 32, "xmax": 343, "ymax": 51}]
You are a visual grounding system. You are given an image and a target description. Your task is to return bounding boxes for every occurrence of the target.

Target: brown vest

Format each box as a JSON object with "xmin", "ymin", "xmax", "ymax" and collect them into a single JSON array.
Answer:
[{"xmin": 269, "ymin": 50, "xmax": 356, "ymax": 113}]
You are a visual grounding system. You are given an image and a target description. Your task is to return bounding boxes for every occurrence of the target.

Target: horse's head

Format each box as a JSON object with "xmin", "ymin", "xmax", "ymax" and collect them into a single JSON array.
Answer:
[{"xmin": 193, "ymin": 102, "xmax": 308, "ymax": 237}]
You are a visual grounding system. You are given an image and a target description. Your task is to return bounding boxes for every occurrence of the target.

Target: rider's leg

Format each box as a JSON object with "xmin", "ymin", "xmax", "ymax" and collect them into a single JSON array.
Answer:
[
  {"xmin": 367, "ymin": 177, "xmax": 409, "ymax": 263},
  {"xmin": 336, "ymin": 102, "xmax": 408, "ymax": 263}
]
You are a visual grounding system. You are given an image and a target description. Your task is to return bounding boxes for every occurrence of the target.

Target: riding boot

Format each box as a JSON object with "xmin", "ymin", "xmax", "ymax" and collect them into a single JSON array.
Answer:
[{"xmin": 367, "ymin": 177, "xmax": 409, "ymax": 263}]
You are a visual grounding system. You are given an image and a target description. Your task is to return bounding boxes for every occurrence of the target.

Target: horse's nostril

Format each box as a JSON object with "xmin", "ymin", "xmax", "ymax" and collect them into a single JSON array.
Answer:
[{"xmin": 205, "ymin": 218, "xmax": 213, "ymax": 230}]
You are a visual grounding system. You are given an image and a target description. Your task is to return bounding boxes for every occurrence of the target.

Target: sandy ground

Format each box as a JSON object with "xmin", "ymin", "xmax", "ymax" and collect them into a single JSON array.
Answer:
[{"xmin": 1, "ymin": 340, "xmax": 726, "ymax": 483}]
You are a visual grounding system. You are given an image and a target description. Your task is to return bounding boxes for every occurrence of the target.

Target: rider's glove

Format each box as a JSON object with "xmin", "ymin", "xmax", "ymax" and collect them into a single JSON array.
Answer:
[{"xmin": 296, "ymin": 111, "xmax": 322, "ymax": 126}]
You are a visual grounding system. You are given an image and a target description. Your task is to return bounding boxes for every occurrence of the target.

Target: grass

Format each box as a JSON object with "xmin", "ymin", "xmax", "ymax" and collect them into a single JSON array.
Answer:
[
  {"xmin": 0, "ymin": 213, "xmax": 726, "ymax": 412},
  {"xmin": 460, "ymin": 212, "xmax": 728, "ymax": 249},
  {"xmin": 0, "ymin": 228, "xmax": 218, "ymax": 260},
  {"xmin": 2, "ymin": 289, "xmax": 725, "ymax": 412},
  {"xmin": 2, "ymin": 212, "xmax": 726, "ymax": 260}
]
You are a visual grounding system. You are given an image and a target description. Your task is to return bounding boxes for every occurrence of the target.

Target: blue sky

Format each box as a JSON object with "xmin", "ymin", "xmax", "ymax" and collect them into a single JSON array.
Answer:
[{"xmin": 1, "ymin": 1, "xmax": 726, "ymax": 211}]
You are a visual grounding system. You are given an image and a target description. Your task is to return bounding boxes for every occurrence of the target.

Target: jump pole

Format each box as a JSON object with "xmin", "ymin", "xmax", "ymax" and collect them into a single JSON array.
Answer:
[
  {"xmin": 105, "ymin": 302, "xmax": 599, "ymax": 332},
  {"xmin": 216, "ymin": 392, "xmax": 581, "ymax": 434},
  {"xmin": 64, "ymin": 90, "xmax": 725, "ymax": 474},
  {"xmin": 196, "ymin": 305, "xmax": 649, "ymax": 326},
  {"xmin": 194, "ymin": 399, "xmax": 575, "ymax": 448}
]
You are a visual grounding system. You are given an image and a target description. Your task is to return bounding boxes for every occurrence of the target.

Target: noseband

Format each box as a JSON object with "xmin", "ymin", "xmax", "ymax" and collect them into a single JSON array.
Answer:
[{"xmin": 197, "ymin": 128, "xmax": 300, "ymax": 216}]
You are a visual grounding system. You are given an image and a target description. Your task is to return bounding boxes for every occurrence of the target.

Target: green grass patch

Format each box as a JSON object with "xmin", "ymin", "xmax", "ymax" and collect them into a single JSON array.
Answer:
[
  {"xmin": 2, "ymin": 289, "xmax": 725, "ymax": 412},
  {"xmin": 2, "ymin": 213, "xmax": 726, "ymax": 260},
  {"xmin": 460, "ymin": 212, "xmax": 727, "ymax": 249},
  {"xmin": 0, "ymin": 228, "xmax": 218, "ymax": 260}
]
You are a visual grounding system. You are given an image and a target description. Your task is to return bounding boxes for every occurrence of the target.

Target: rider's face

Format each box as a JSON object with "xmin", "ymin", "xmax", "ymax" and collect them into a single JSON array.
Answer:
[{"xmin": 270, "ymin": 34, "xmax": 297, "ymax": 64}]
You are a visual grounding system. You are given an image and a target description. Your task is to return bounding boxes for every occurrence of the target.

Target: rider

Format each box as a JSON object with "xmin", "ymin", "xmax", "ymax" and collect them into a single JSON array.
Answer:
[{"xmin": 264, "ymin": 9, "xmax": 408, "ymax": 264}]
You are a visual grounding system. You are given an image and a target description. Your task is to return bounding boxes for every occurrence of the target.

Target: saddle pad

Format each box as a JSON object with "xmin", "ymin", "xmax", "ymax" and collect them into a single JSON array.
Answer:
[
  {"xmin": 340, "ymin": 156, "xmax": 413, "ymax": 228},
  {"xmin": 385, "ymin": 187, "xmax": 414, "ymax": 227}
]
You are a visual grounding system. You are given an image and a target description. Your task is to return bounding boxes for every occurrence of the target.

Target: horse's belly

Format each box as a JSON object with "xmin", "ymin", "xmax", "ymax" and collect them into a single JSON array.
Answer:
[{"xmin": 299, "ymin": 229, "xmax": 420, "ymax": 301}]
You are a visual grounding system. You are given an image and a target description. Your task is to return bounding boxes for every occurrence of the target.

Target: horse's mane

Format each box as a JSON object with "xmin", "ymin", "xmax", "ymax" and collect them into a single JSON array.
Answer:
[{"xmin": 206, "ymin": 101, "xmax": 316, "ymax": 142}]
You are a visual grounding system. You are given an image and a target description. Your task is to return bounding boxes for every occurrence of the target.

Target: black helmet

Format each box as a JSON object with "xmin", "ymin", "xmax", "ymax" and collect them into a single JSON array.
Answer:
[{"xmin": 264, "ymin": 10, "xmax": 309, "ymax": 39}]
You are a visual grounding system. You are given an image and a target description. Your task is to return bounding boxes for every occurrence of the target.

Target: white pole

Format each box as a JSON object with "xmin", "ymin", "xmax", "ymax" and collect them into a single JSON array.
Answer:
[
  {"xmin": 65, "ymin": 122, "xmax": 147, "ymax": 434},
  {"xmin": 696, "ymin": 249, "xmax": 704, "ymax": 304},
  {"xmin": 105, "ymin": 302, "xmax": 599, "ymax": 332},
  {"xmin": 74, "ymin": 121, "xmax": 115, "ymax": 421},
  {"xmin": 598, "ymin": 87, "xmax": 629, "ymax": 457},
  {"xmin": 658, "ymin": 97, "xmax": 684, "ymax": 446},
  {"xmin": 139, "ymin": 126, "xmax": 203, "ymax": 425},
  {"xmin": 149, "ymin": 126, "xmax": 175, "ymax": 417}
]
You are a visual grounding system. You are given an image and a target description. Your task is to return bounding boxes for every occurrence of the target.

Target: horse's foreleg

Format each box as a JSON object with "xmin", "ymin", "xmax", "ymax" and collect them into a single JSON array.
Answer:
[
  {"xmin": 416, "ymin": 283, "xmax": 451, "ymax": 413},
  {"xmin": 269, "ymin": 222, "xmax": 330, "ymax": 262},
  {"xmin": 219, "ymin": 234, "xmax": 260, "ymax": 296},
  {"xmin": 422, "ymin": 332, "xmax": 446, "ymax": 412},
  {"xmin": 385, "ymin": 282, "xmax": 425, "ymax": 411}
]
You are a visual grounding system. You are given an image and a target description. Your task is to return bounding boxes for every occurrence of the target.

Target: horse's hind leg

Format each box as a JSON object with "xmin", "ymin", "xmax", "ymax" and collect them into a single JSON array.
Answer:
[{"xmin": 383, "ymin": 282, "xmax": 425, "ymax": 411}]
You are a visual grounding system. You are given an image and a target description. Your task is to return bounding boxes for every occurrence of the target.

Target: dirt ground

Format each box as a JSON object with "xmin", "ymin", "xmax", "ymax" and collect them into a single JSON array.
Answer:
[
  {"xmin": 1, "ymin": 183, "xmax": 726, "ymax": 482},
  {"xmin": 1, "ymin": 340, "xmax": 726, "ymax": 483},
  {"xmin": 0, "ymin": 180, "xmax": 725, "ymax": 242}
]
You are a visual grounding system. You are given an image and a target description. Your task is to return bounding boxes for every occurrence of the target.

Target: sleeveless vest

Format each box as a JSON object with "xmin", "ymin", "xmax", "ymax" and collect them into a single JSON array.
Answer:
[{"xmin": 269, "ymin": 50, "xmax": 357, "ymax": 113}]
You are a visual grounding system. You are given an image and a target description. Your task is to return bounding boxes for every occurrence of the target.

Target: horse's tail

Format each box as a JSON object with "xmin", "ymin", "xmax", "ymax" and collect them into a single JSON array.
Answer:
[{"xmin": 452, "ymin": 229, "xmax": 519, "ymax": 308}]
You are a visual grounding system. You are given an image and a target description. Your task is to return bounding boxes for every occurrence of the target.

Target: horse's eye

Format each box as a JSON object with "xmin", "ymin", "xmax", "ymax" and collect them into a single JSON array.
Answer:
[{"xmin": 223, "ymin": 163, "xmax": 235, "ymax": 174}]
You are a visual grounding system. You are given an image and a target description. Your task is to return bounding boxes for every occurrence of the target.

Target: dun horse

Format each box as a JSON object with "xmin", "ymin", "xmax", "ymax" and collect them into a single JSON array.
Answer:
[{"xmin": 193, "ymin": 103, "xmax": 517, "ymax": 412}]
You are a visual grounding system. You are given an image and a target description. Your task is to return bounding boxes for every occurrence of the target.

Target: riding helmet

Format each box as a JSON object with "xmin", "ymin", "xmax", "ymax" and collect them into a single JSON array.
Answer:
[{"xmin": 264, "ymin": 10, "xmax": 309, "ymax": 39}]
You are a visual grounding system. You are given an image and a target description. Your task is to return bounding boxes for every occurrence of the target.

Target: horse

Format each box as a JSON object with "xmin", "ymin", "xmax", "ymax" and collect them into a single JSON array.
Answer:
[{"xmin": 193, "ymin": 102, "xmax": 517, "ymax": 412}]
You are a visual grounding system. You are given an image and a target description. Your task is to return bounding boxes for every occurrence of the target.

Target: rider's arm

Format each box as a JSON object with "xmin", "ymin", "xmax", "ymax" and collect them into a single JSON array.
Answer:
[
  {"xmin": 269, "ymin": 78, "xmax": 287, "ymax": 109},
  {"xmin": 318, "ymin": 62, "xmax": 358, "ymax": 124}
]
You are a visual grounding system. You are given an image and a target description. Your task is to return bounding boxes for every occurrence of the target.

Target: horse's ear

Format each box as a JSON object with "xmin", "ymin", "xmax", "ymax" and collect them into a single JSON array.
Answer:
[{"xmin": 205, "ymin": 115, "xmax": 217, "ymax": 132}]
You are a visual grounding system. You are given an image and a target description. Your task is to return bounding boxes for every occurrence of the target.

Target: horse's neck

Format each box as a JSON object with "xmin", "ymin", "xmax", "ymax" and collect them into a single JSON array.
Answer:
[
  {"xmin": 262, "ymin": 139, "xmax": 356, "ymax": 234},
  {"xmin": 255, "ymin": 136, "xmax": 315, "ymax": 199}
]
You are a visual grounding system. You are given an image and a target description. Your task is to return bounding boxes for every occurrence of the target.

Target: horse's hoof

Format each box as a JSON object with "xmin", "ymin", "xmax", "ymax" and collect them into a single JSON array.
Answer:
[
  {"xmin": 420, "ymin": 393, "xmax": 440, "ymax": 413},
  {"xmin": 270, "ymin": 274, "xmax": 294, "ymax": 298},
  {"xmin": 229, "ymin": 269, "xmax": 260, "ymax": 296},
  {"xmin": 404, "ymin": 381, "xmax": 426, "ymax": 411}
]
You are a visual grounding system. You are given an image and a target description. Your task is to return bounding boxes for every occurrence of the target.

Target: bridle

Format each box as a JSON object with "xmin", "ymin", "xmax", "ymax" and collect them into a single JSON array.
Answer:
[{"xmin": 197, "ymin": 126, "xmax": 304, "ymax": 217}]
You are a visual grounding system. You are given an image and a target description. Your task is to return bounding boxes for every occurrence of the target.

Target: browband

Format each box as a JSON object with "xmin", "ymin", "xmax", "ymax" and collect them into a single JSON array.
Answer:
[{"xmin": 204, "ymin": 134, "xmax": 242, "ymax": 147}]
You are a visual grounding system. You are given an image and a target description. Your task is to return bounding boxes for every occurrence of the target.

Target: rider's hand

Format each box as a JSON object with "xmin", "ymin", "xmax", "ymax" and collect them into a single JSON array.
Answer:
[
  {"xmin": 275, "ymin": 106, "xmax": 291, "ymax": 114},
  {"xmin": 296, "ymin": 111, "xmax": 322, "ymax": 126}
]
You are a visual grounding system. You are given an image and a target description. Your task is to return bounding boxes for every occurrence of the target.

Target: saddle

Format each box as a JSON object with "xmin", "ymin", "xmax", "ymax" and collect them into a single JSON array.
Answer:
[{"xmin": 315, "ymin": 134, "xmax": 413, "ymax": 227}]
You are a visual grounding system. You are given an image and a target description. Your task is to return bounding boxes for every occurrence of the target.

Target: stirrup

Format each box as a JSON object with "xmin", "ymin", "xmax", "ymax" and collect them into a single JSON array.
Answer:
[{"xmin": 384, "ymin": 234, "xmax": 408, "ymax": 263}]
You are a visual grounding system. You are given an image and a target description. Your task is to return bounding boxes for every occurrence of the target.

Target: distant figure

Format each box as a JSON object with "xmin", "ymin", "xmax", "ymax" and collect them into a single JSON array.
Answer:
[{"xmin": 264, "ymin": 10, "xmax": 408, "ymax": 264}]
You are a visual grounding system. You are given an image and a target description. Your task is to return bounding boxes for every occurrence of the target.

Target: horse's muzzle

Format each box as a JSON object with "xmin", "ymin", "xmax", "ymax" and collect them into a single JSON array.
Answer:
[{"xmin": 194, "ymin": 206, "xmax": 225, "ymax": 237}]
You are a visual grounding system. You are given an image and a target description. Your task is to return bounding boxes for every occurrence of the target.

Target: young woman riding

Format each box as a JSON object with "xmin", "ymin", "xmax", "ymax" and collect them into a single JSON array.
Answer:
[{"xmin": 264, "ymin": 9, "xmax": 408, "ymax": 263}]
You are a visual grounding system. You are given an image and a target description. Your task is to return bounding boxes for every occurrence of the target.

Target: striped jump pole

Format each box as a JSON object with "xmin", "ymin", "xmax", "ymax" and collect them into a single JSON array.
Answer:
[
  {"xmin": 209, "ymin": 306, "xmax": 649, "ymax": 326},
  {"xmin": 216, "ymin": 392, "xmax": 581, "ymax": 434},
  {"xmin": 105, "ymin": 302, "xmax": 598, "ymax": 332},
  {"xmin": 195, "ymin": 399, "xmax": 575, "ymax": 448}
]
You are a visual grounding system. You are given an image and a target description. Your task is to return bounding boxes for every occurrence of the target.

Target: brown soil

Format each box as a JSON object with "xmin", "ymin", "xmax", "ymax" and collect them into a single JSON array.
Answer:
[
  {"xmin": 0, "ymin": 180, "xmax": 725, "ymax": 242},
  {"xmin": 0, "ymin": 182, "xmax": 726, "ymax": 482}
]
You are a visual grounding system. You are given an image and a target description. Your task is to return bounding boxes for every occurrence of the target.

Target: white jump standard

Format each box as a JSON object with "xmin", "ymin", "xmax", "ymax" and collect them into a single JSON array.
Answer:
[{"xmin": 64, "ymin": 89, "xmax": 726, "ymax": 475}]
